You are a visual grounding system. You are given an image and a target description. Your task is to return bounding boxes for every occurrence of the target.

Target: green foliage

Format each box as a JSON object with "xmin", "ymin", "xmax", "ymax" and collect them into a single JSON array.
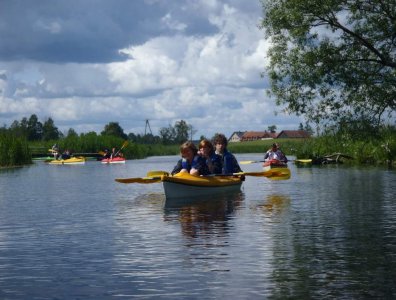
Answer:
[
  {"xmin": 0, "ymin": 132, "xmax": 31, "ymax": 167},
  {"xmin": 261, "ymin": 0, "xmax": 396, "ymax": 127},
  {"xmin": 159, "ymin": 120, "xmax": 194, "ymax": 144},
  {"xmin": 101, "ymin": 122, "xmax": 128, "ymax": 139}
]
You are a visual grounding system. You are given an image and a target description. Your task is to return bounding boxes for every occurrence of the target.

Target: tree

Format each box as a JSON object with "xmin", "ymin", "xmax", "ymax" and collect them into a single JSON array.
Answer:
[
  {"xmin": 66, "ymin": 128, "xmax": 78, "ymax": 138},
  {"xmin": 27, "ymin": 114, "xmax": 43, "ymax": 141},
  {"xmin": 174, "ymin": 120, "xmax": 190, "ymax": 143},
  {"xmin": 159, "ymin": 124, "xmax": 176, "ymax": 144},
  {"xmin": 42, "ymin": 117, "xmax": 60, "ymax": 141},
  {"xmin": 261, "ymin": 0, "xmax": 396, "ymax": 128},
  {"xmin": 268, "ymin": 125, "xmax": 277, "ymax": 133},
  {"xmin": 101, "ymin": 122, "xmax": 127, "ymax": 139}
]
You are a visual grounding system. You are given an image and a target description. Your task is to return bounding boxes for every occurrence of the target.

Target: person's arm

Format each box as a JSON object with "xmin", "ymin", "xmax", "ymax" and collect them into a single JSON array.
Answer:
[{"xmin": 171, "ymin": 159, "xmax": 183, "ymax": 175}]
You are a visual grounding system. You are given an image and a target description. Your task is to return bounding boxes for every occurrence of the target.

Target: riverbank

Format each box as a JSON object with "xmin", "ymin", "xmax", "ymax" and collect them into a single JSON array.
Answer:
[{"xmin": 1, "ymin": 128, "xmax": 395, "ymax": 168}]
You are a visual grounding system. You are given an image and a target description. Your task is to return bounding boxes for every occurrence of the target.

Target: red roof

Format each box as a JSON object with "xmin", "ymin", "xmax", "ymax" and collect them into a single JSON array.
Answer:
[{"xmin": 276, "ymin": 130, "xmax": 311, "ymax": 138}]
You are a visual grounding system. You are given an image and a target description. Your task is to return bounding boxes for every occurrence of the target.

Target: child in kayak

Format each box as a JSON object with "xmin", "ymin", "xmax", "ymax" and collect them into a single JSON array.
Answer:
[
  {"xmin": 213, "ymin": 133, "xmax": 242, "ymax": 174},
  {"xmin": 198, "ymin": 139, "xmax": 222, "ymax": 174},
  {"xmin": 171, "ymin": 141, "xmax": 210, "ymax": 176}
]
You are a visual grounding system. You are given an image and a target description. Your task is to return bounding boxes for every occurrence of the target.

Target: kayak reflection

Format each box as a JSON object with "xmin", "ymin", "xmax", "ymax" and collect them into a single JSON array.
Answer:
[{"xmin": 163, "ymin": 192, "xmax": 244, "ymax": 239}]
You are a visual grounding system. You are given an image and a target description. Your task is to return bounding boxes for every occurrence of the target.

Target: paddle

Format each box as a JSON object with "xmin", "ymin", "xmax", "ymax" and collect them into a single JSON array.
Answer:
[
  {"xmin": 115, "ymin": 141, "xmax": 128, "ymax": 156},
  {"xmin": 146, "ymin": 170, "xmax": 291, "ymax": 180},
  {"xmin": 115, "ymin": 176, "xmax": 162, "ymax": 184},
  {"xmin": 115, "ymin": 170, "xmax": 167, "ymax": 184},
  {"xmin": 240, "ymin": 159, "xmax": 312, "ymax": 164}
]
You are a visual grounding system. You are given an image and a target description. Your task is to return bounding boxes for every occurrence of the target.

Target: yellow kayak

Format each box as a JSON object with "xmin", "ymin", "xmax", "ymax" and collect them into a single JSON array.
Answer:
[{"xmin": 48, "ymin": 157, "xmax": 86, "ymax": 165}]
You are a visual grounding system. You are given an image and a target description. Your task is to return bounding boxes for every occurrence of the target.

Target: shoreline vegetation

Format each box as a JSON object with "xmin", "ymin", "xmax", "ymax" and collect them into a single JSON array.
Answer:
[{"xmin": 1, "ymin": 127, "xmax": 395, "ymax": 169}]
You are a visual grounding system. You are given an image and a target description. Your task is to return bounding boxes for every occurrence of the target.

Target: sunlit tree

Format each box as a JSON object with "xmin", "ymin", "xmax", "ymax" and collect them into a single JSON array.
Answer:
[{"xmin": 261, "ymin": 0, "xmax": 396, "ymax": 128}]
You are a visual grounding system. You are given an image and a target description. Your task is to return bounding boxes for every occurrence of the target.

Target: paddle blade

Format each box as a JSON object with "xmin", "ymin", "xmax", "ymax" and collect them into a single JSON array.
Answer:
[
  {"xmin": 121, "ymin": 141, "xmax": 128, "ymax": 149},
  {"xmin": 147, "ymin": 170, "xmax": 169, "ymax": 177},
  {"xmin": 295, "ymin": 159, "xmax": 312, "ymax": 164},
  {"xmin": 115, "ymin": 177, "xmax": 161, "ymax": 184},
  {"xmin": 239, "ymin": 160, "xmax": 263, "ymax": 165},
  {"xmin": 241, "ymin": 168, "xmax": 291, "ymax": 180},
  {"xmin": 263, "ymin": 168, "xmax": 291, "ymax": 180}
]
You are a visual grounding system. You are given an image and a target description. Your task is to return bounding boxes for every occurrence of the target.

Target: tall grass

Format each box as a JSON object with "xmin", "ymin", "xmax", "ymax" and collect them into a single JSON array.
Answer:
[{"xmin": 0, "ymin": 132, "xmax": 31, "ymax": 167}]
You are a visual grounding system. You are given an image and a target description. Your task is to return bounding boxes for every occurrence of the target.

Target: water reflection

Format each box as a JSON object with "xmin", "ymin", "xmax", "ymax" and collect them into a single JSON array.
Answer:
[
  {"xmin": 253, "ymin": 194, "xmax": 291, "ymax": 218},
  {"xmin": 163, "ymin": 192, "xmax": 244, "ymax": 239}
]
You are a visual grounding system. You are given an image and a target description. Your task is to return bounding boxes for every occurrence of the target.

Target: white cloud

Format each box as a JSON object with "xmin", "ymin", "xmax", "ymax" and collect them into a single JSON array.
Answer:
[{"xmin": 0, "ymin": 0, "xmax": 303, "ymax": 138}]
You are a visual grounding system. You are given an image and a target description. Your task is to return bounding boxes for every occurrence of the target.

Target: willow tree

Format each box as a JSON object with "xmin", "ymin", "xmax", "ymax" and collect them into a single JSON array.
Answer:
[{"xmin": 261, "ymin": 0, "xmax": 396, "ymax": 129}]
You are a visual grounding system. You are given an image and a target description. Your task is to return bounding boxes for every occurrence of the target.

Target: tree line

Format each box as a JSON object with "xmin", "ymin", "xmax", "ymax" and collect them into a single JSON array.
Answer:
[{"xmin": 0, "ymin": 115, "xmax": 200, "ymax": 145}]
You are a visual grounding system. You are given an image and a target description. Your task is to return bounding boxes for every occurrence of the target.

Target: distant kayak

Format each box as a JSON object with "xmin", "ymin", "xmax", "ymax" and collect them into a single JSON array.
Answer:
[
  {"xmin": 263, "ymin": 159, "xmax": 288, "ymax": 172},
  {"xmin": 101, "ymin": 157, "xmax": 126, "ymax": 164},
  {"xmin": 48, "ymin": 157, "xmax": 86, "ymax": 165}
]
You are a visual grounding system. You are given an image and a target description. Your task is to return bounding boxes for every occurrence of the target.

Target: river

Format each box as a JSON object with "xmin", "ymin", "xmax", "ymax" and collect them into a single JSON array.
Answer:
[{"xmin": 0, "ymin": 154, "xmax": 395, "ymax": 299}]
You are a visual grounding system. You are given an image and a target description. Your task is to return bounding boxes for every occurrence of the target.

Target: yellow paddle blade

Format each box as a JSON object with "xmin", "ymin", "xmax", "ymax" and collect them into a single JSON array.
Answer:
[
  {"xmin": 238, "ymin": 168, "xmax": 291, "ymax": 180},
  {"xmin": 115, "ymin": 177, "xmax": 161, "ymax": 184},
  {"xmin": 295, "ymin": 159, "xmax": 312, "ymax": 163},
  {"xmin": 147, "ymin": 170, "xmax": 169, "ymax": 177},
  {"xmin": 121, "ymin": 141, "xmax": 128, "ymax": 149},
  {"xmin": 98, "ymin": 151, "xmax": 105, "ymax": 155},
  {"xmin": 263, "ymin": 168, "xmax": 291, "ymax": 180},
  {"xmin": 239, "ymin": 160, "xmax": 262, "ymax": 165}
]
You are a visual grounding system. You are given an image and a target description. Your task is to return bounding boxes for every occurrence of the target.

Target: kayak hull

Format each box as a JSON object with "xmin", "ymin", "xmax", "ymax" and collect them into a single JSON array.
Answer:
[
  {"xmin": 161, "ymin": 172, "xmax": 244, "ymax": 199},
  {"xmin": 101, "ymin": 157, "xmax": 126, "ymax": 164},
  {"xmin": 48, "ymin": 157, "xmax": 86, "ymax": 165}
]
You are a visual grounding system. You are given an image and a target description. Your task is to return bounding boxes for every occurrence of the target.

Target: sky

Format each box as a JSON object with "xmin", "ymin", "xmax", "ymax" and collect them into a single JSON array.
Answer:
[{"xmin": 0, "ymin": 0, "xmax": 304, "ymax": 139}]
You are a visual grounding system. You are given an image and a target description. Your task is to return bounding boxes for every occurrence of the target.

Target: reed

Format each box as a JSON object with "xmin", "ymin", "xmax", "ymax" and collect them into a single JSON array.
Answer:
[{"xmin": 0, "ymin": 132, "xmax": 31, "ymax": 167}]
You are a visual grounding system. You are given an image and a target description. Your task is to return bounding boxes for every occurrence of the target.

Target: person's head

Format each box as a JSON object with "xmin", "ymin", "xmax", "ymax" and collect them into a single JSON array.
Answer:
[
  {"xmin": 213, "ymin": 133, "xmax": 228, "ymax": 153},
  {"xmin": 271, "ymin": 143, "xmax": 278, "ymax": 151},
  {"xmin": 180, "ymin": 141, "xmax": 198, "ymax": 161},
  {"xmin": 199, "ymin": 139, "xmax": 214, "ymax": 157}
]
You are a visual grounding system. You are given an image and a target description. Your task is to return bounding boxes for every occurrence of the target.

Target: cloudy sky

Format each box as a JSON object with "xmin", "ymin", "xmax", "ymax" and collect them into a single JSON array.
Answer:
[{"xmin": 0, "ymin": 0, "xmax": 303, "ymax": 139}]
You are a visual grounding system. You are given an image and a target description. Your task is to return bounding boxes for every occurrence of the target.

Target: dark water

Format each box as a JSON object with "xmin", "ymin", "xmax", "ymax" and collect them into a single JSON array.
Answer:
[{"xmin": 0, "ymin": 154, "xmax": 395, "ymax": 299}]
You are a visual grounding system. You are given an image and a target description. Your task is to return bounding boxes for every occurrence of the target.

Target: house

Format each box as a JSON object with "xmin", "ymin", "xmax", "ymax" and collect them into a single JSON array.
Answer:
[
  {"xmin": 240, "ymin": 131, "xmax": 276, "ymax": 142},
  {"xmin": 228, "ymin": 131, "xmax": 246, "ymax": 143},
  {"xmin": 276, "ymin": 130, "xmax": 311, "ymax": 139}
]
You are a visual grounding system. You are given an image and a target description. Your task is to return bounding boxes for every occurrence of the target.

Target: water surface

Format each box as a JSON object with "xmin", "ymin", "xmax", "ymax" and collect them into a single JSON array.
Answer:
[{"xmin": 0, "ymin": 154, "xmax": 395, "ymax": 299}]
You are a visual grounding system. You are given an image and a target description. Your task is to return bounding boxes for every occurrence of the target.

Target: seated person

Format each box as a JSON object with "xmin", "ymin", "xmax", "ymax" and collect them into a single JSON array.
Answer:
[
  {"xmin": 264, "ymin": 143, "xmax": 288, "ymax": 162},
  {"xmin": 198, "ymin": 139, "xmax": 222, "ymax": 174},
  {"xmin": 213, "ymin": 133, "xmax": 242, "ymax": 174},
  {"xmin": 171, "ymin": 141, "xmax": 210, "ymax": 176},
  {"xmin": 103, "ymin": 149, "xmax": 111, "ymax": 159},
  {"xmin": 61, "ymin": 149, "xmax": 71, "ymax": 160}
]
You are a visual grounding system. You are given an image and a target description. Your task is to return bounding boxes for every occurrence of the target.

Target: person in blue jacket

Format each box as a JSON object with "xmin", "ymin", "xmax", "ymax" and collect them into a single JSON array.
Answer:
[
  {"xmin": 198, "ymin": 139, "xmax": 222, "ymax": 174},
  {"xmin": 171, "ymin": 141, "xmax": 210, "ymax": 176},
  {"xmin": 213, "ymin": 133, "xmax": 242, "ymax": 174}
]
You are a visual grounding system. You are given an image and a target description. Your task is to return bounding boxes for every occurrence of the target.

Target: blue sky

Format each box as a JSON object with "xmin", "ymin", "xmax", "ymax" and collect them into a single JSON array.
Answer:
[{"xmin": 0, "ymin": 0, "xmax": 303, "ymax": 139}]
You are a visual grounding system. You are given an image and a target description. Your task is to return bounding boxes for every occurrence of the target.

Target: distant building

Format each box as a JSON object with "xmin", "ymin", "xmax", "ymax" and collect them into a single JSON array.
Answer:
[
  {"xmin": 228, "ymin": 131, "xmax": 246, "ymax": 142},
  {"xmin": 276, "ymin": 130, "xmax": 311, "ymax": 139},
  {"xmin": 240, "ymin": 131, "xmax": 276, "ymax": 142}
]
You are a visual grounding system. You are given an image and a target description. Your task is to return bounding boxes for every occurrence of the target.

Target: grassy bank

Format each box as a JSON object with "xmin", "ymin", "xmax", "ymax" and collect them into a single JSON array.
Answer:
[
  {"xmin": 3, "ymin": 127, "xmax": 395, "ymax": 168},
  {"xmin": 227, "ymin": 129, "xmax": 396, "ymax": 167}
]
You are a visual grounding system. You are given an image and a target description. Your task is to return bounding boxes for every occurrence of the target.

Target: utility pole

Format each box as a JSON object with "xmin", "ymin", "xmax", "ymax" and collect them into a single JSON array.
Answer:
[{"xmin": 144, "ymin": 119, "xmax": 152, "ymax": 135}]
